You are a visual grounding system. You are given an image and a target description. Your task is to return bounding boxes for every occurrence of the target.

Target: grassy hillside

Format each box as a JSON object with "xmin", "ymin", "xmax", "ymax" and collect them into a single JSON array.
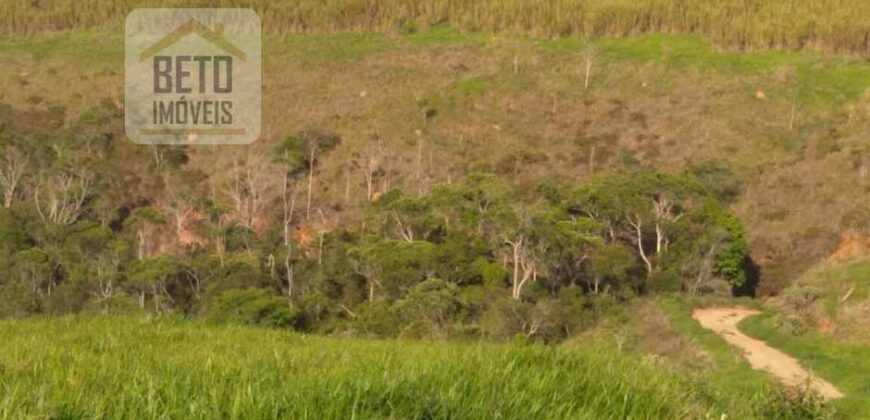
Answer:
[
  {"xmin": 753, "ymin": 259, "xmax": 870, "ymax": 343},
  {"xmin": 3, "ymin": 0, "xmax": 870, "ymax": 54},
  {"xmin": 0, "ymin": 316, "xmax": 831, "ymax": 419},
  {"xmin": 741, "ymin": 311, "xmax": 870, "ymax": 417},
  {"xmin": 2, "ymin": 29, "xmax": 868, "ymax": 294},
  {"xmin": 735, "ymin": 259, "xmax": 870, "ymax": 416}
]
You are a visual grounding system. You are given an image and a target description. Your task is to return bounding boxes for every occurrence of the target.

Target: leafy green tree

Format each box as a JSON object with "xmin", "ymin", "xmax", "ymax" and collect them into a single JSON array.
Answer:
[
  {"xmin": 372, "ymin": 189, "xmax": 438, "ymax": 243},
  {"xmin": 567, "ymin": 172, "xmax": 740, "ymax": 293},
  {"xmin": 351, "ymin": 239, "xmax": 437, "ymax": 301},
  {"xmin": 127, "ymin": 256, "xmax": 182, "ymax": 312},
  {"xmin": 590, "ymin": 243, "xmax": 638, "ymax": 293},
  {"xmin": 203, "ymin": 252, "xmax": 265, "ymax": 301},
  {"xmin": 429, "ymin": 173, "xmax": 514, "ymax": 238},
  {"xmin": 58, "ymin": 221, "xmax": 126, "ymax": 303},
  {"xmin": 207, "ymin": 288, "xmax": 299, "ymax": 329},
  {"xmin": 391, "ymin": 278, "xmax": 462, "ymax": 339},
  {"xmin": 530, "ymin": 208, "xmax": 604, "ymax": 294},
  {"xmin": 683, "ymin": 199, "xmax": 749, "ymax": 293}
]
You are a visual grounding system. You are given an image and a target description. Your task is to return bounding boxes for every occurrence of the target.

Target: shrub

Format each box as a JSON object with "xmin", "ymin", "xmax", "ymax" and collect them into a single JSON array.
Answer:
[
  {"xmin": 761, "ymin": 385, "xmax": 835, "ymax": 420},
  {"xmin": 773, "ymin": 286, "xmax": 824, "ymax": 335},
  {"xmin": 391, "ymin": 278, "xmax": 462, "ymax": 339},
  {"xmin": 481, "ymin": 295, "xmax": 530, "ymax": 340},
  {"xmin": 206, "ymin": 288, "xmax": 299, "ymax": 329}
]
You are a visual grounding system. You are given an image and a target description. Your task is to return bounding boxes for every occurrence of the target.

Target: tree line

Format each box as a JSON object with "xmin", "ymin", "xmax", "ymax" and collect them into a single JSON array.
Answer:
[{"xmin": 0, "ymin": 100, "xmax": 751, "ymax": 341}]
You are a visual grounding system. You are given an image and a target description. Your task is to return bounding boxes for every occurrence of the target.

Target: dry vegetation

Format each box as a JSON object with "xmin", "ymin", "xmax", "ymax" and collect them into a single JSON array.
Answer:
[
  {"xmin": 4, "ymin": 0, "xmax": 870, "ymax": 54},
  {"xmin": 0, "ymin": 27, "xmax": 870, "ymax": 292},
  {"xmin": 4, "ymin": 28, "xmax": 868, "ymax": 294},
  {"xmin": 773, "ymin": 259, "xmax": 870, "ymax": 344}
]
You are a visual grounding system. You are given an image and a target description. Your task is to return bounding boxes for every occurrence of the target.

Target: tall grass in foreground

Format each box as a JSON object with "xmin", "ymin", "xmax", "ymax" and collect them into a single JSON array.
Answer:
[
  {"xmin": 0, "ymin": 316, "xmax": 829, "ymax": 419},
  {"xmin": 2, "ymin": 0, "xmax": 870, "ymax": 54}
]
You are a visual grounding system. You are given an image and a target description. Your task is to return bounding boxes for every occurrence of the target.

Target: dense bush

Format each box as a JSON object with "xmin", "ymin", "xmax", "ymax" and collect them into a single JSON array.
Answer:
[
  {"xmin": 206, "ymin": 289, "xmax": 300, "ymax": 329},
  {"xmin": 772, "ymin": 286, "xmax": 825, "ymax": 335}
]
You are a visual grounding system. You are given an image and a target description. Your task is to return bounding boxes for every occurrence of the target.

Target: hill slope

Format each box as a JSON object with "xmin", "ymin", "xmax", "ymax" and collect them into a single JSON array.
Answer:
[{"xmin": 1, "ymin": 30, "xmax": 868, "ymax": 293}]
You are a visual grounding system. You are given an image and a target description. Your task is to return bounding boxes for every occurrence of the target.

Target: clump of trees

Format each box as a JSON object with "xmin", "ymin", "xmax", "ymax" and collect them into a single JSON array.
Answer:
[{"xmin": 0, "ymin": 101, "xmax": 750, "ymax": 341}]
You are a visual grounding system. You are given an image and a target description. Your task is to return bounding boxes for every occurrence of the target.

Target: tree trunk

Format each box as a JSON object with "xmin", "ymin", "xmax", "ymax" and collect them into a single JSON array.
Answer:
[
  {"xmin": 629, "ymin": 216, "xmax": 653, "ymax": 275},
  {"xmin": 306, "ymin": 150, "xmax": 315, "ymax": 219}
]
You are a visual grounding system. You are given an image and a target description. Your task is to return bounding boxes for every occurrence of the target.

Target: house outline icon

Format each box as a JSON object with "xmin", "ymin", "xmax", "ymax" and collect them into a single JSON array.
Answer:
[{"xmin": 138, "ymin": 18, "xmax": 247, "ymax": 62}]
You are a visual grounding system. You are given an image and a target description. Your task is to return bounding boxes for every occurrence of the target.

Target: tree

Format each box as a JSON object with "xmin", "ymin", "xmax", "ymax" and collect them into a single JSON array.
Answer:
[
  {"xmin": 569, "ymin": 173, "xmax": 705, "ymax": 281},
  {"xmin": 206, "ymin": 288, "xmax": 299, "ymax": 329},
  {"xmin": 692, "ymin": 199, "xmax": 749, "ymax": 291},
  {"xmin": 59, "ymin": 221, "xmax": 125, "ymax": 302},
  {"xmin": 124, "ymin": 206, "xmax": 166, "ymax": 260},
  {"xmin": 589, "ymin": 243, "xmax": 637, "ymax": 294},
  {"xmin": 127, "ymin": 256, "xmax": 182, "ymax": 312},
  {"xmin": 163, "ymin": 168, "xmax": 208, "ymax": 249},
  {"xmin": 351, "ymin": 239, "xmax": 436, "ymax": 302},
  {"xmin": 391, "ymin": 278, "xmax": 462, "ymax": 339},
  {"xmin": 530, "ymin": 208, "xmax": 603, "ymax": 293},
  {"xmin": 33, "ymin": 168, "xmax": 92, "ymax": 226},
  {"xmin": 276, "ymin": 129, "xmax": 341, "ymax": 219},
  {"xmin": 372, "ymin": 189, "xmax": 437, "ymax": 243},
  {"xmin": 0, "ymin": 146, "xmax": 27, "ymax": 208},
  {"xmin": 14, "ymin": 247, "xmax": 50, "ymax": 295},
  {"xmin": 222, "ymin": 152, "xmax": 274, "ymax": 231},
  {"xmin": 198, "ymin": 199, "xmax": 233, "ymax": 267}
]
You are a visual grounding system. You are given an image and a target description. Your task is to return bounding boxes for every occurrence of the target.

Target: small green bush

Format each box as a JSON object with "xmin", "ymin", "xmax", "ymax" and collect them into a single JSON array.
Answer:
[{"xmin": 206, "ymin": 289, "xmax": 299, "ymax": 329}]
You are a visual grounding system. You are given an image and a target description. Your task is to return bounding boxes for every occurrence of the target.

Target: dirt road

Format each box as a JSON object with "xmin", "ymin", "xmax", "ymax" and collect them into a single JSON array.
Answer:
[{"xmin": 692, "ymin": 307, "xmax": 844, "ymax": 400}]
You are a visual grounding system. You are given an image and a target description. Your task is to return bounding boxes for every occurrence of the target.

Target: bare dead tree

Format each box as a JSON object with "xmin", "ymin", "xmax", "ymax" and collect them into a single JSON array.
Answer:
[
  {"xmin": 364, "ymin": 156, "xmax": 381, "ymax": 201},
  {"xmin": 505, "ymin": 236, "xmax": 539, "ymax": 300},
  {"xmin": 153, "ymin": 147, "xmax": 166, "ymax": 172},
  {"xmin": 34, "ymin": 169, "xmax": 92, "ymax": 226},
  {"xmin": 584, "ymin": 44, "xmax": 596, "ymax": 90},
  {"xmin": 223, "ymin": 154, "xmax": 272, "ymax": 230},
  {"xmin": 181, "ymin": 264, "xmax": 213, "ymax": 301},
  {"xmin": 626, "ymin": 213, "xmax": 653, "ymax": 276},
  {"xmin": 162, "ymin": 172, "xmax": 198, "ymax": 248},
  {"xmin": 282, "ymin": 174, "xmax": 296, "ymax": 299},
  {"xmin": 415, "ymin": 131, "xmax": 424, "ymax": 180},
  {"xmin": 0, "ymin": 147, "xmax": 27, "ymax": 208},
  {"xmin": 206, "ymin": 183, "xmax": 230, "ymax": 267},
  {"xmin": 393, "ymin": 211, "xmax": 414, "ymax": 243},
  {"xmin": 94, "ymin": 252, "xmax": 122, "ymax": 301},
  {"xmin": 689, "ymin": 232, "xmax": 727, "ymax": 295},
  {"xmin": 652, "ymin": 194, "xmax": 683, "ymax": 254},
  {"xmin": 305, "ymin": 146, "xmax": 315, "ymax": 219}
]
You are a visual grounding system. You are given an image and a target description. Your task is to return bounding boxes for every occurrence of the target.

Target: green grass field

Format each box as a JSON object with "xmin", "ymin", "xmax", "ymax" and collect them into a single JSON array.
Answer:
[
  {"xmin": 0, "ymin": 316, "xmax": 833, "ymax": 419},
  {"xmin": 741, "ymin": 311, "xmax": 870, "ymax": 418}
]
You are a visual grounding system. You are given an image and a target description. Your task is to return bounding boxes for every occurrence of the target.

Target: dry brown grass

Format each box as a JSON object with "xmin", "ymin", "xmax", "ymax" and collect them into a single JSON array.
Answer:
[
  {"xmin": 626, "ymin": 299, "xmax": 712, "ymax": 371},
  {"xmin": 3, "ymin": 0, "xmax": 870, "ymax": 54}
]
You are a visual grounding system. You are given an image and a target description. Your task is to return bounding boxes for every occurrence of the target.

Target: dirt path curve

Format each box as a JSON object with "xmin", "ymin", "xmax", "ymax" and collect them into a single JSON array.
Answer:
[{"xmin": 692, "ymin": 307, "xmax": 844, "ymax": 400}]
